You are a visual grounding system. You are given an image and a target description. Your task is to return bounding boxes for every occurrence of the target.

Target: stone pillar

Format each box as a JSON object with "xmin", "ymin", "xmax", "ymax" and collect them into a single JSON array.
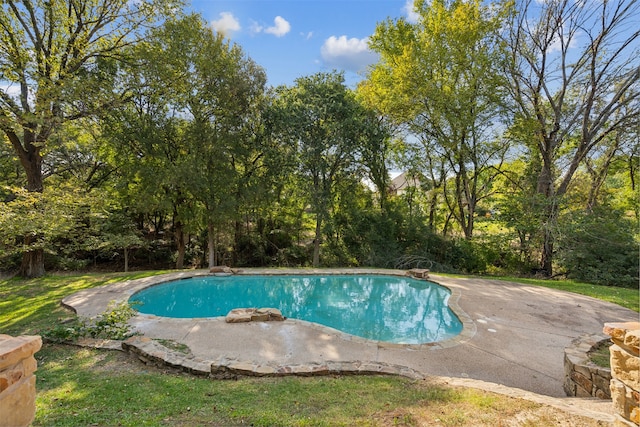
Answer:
[
  {"xmin": 604, "ymin": 322, "xmax": 640, "ymax": 427},
  {"xmin": 0, "ymin": 335, "xmax": 42, "ymax": 427}
]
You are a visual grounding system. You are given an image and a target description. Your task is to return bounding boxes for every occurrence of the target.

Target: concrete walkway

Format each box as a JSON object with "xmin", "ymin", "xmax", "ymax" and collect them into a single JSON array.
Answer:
[{"xmin": 63, "ymin": 268, "xmax": 637, "ymax": 401}]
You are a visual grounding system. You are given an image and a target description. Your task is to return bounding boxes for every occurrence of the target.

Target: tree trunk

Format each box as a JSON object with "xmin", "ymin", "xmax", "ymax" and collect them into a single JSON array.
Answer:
[
  {"xmin": 175, "ymin": 221, "xmax": 186, "ymax": 269},
  {"xmin": 233, "ymin": 220, "xmax": 242, "ymax": 266},
  {"xmin": 16, "ymin": 138, "xmax": 46, "ymax": 278},
  {"xmin": 428, "ymin": 191, "xmax": 438, "ymax": 231},
  {"xmin": 124, "ymin": 247, "xmax": 129, "ymax": 272},
  {"xmin": 540, "ymin": 229, "xmax": 553, "ymax": 277},
  {"xmin": 208, "ymin": 222, "xmax": 216, "ymax": 268},
  {"xmin": 19, "ymin": 234, "xmax": 45, "ymax": 278},
  {"xmin": 312, "ymin": 214, "xmax": 322, "ymax": 267},
  {"xmin": 536, "ymin": 153, "xmax": 555, "ymax": 277}
]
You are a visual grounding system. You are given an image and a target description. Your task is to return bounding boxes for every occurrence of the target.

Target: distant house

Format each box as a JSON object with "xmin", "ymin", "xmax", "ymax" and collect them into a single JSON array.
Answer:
[{"xmin": 389, "ymin": 172, "xmax": 421, "ymax": 196}]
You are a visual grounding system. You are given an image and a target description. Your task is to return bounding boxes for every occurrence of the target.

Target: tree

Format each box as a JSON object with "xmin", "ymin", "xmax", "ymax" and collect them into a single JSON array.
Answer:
[
  {"xmin": 362, "ymin": 0, "xmax": 512, "ymax": 239},
  {"xmin": 0, "ymin": 0, "xmax": 180, "ymax": 277},
  {"xmin": 101, "ymin": 15, "xmax": 195, "ymax": 270},
  {"xmin": 273, "ymin": 72, "xmax": 375, "ymax": 267},
  {"xmin": 104, "ymin": 14, "xmax": 269, "ymax": 269},
  {"xmin": 504, "ymin": 0, "xmax": 640, "ymax": 275},
  {"xmin": 161, "ymin": 16, "xmax": 267, "ymax": 268},
  {"xmin": 351, "ymin": 99, "xmax": 395, "ymax": 213},
  {"xmin": 556, "ymin": 207, "xmax": 638, "ymax": 288},
  {"xmin": 0, "ymin": 181, "xmax": 108, "ymax": 270}
]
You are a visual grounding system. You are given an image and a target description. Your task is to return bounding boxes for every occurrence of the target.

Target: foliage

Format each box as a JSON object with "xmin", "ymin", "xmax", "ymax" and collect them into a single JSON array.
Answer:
[
  {"xmin": 0, "ymin": 184, "xmax": 98, "ymax": 270},
  {"xmin": 0, "ymin": 182, "xmax": 145, "ymax": 273},
  {"xmin": 588, "ymin": 340, "xmax": 612, "ymax": 369},
  {"xmin": 0, "ymin": 2, "xmax": 636, "ymax": 285},
  {"xmin": 0, "ymin": 0, "xmax": 182, "ymax": 277},
  {"xmin": 503, "ymin": 0, "xmax": 640, "ymax": 275},
  {"xmin": 271, "ymin": 72, "xmax": 384, "ymax": 266},
  {"xmin": 362, "ymin": 0, "xmax": 512, "ymax": 239},
  {"xmin": 0, "ymin": 185, "xmax": 81, "ymax": 255},
  {"xmin": 556, "ymin": 208, "xmax": 639, "ymax": 288},
  {"xmin": 43, "ymin": 301, "xmax": 138, "ymax": 342}
]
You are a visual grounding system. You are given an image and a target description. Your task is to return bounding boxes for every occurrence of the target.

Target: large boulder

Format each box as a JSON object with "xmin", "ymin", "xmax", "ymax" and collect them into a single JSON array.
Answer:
[{"xmin": 225, "ymin": 308, "xmax": 285, "ymax": 323}]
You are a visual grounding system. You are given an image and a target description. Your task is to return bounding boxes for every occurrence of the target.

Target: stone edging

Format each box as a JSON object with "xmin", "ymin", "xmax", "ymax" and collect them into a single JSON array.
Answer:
[
  {"xmin": 563, "ymin": 333, "xmax": 611, "ymax": 399},
  {"xmin": 121, "ymin": 335, "xmax": 426, "ymax": 379},
  {"xmin": 73, "ymin": 336, "xmax": 615, "ymax": 424}
]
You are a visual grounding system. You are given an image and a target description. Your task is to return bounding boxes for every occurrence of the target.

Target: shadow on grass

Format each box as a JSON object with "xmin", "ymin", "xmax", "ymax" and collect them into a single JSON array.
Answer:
[{"xmin": 0, "ymin": 271, "xmax": 169, "ymax": 336}]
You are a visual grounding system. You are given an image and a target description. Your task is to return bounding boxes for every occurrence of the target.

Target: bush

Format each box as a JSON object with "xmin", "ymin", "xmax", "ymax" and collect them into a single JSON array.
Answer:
[
  {"xmin": 556, "ymin": 208, "xmax": 639, "ymax": 288},
  {"xmin": 53, "ymin": 256, "xmax": 91, "ymax": 272},
  {"xmin": 44, "ymin": 301, "xmax": 138, "ymax": 342},
  {"xmin": 235, "ymin": 233, "xmax": 268, "ymax": 266}
]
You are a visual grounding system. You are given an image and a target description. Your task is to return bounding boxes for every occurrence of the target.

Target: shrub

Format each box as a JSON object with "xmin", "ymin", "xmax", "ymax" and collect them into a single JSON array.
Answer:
[
  {"xmin": 556, "ymin": 208, "xmax": 638, "ymax": 288},
  {"xmin": 44, "ymin": 301, "xmax": 138, "ymax": 342}
]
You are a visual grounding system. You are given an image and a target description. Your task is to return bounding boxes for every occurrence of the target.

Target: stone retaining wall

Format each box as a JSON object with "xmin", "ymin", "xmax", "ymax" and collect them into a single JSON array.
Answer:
[
  {"xmin": 604, "ymin": 322, "xmax": 640, "ymax": 427},
  {"xmin": 122, "ymin": 335, "xmax": 425, "ymax": 380},
  {"xmin": 563, "ymin": 333, "xmax": 612, "ymax": 399},
  {"xmin": 0, "ymin": 335, "xmax": 42, "ymax": 427}
]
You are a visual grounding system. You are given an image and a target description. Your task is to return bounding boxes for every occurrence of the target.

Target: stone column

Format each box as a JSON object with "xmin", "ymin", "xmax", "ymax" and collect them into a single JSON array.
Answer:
[
  {"xmin": 603, "ymin": 322, "xmax": 640, "ymax": 427},
  {"xmin": 0, "ymin": 335, "xmax": 43, "ymax": 427}
]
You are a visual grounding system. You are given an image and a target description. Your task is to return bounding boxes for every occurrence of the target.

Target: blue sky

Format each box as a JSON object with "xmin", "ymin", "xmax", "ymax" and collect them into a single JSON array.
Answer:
[{"xmin": 188, "ymin": 0, "xmax": 418, "ymax": 88}]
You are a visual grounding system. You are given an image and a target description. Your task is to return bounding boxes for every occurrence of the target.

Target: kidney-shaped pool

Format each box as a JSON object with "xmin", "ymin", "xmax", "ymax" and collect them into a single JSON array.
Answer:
[{"xmin": 130, "ymin": 274, "xmax": 462, "ymax": 344}]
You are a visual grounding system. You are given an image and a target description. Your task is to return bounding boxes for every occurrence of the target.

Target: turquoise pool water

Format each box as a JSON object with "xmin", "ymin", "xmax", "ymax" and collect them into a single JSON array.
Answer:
[{"xmin": 130, "ymin": 275, "xmax": 462, "ymax": 344}]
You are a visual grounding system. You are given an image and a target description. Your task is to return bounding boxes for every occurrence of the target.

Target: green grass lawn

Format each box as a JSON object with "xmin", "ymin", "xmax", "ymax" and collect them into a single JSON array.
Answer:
[
  {"xmin": 0, "ymin": 271, "xmax": 171, "ymax": 336},
  {"xmin": 1, "ymin": 270, "xmax": 633, "ymax": 426},
  {"xmin": 33, "ymin": 344, "xmax": 603, "ymax": 426},
  {"xmin": 35, "ymin": 344, "xmax": 493, "ymax": 427}
]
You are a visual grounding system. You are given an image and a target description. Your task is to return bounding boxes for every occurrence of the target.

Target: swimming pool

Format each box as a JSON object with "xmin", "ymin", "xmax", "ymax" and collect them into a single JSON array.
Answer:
[{"xmin": 130, "ymin": 274, "xmax": 462, "ymax": 344}]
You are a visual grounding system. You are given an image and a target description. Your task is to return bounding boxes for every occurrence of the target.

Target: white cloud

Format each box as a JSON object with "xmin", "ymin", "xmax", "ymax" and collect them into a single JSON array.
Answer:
[
  {"xmin": 320, "ymin": 36, "xmax": 379, "ymax": 73},
  {"xmin": 265, "ymin": 16, "xmax": 291, "ymax": 37},
  {"xmin": 403, "ymin": 0, "xmax": 420, "ymax": 23},
  {"xmin": 210, "ymin": 12, "xmax": 241, "ymax": 37},
  {"xmin": 252, "ymin": 16, "xmax": 291, "ymax": 37}
]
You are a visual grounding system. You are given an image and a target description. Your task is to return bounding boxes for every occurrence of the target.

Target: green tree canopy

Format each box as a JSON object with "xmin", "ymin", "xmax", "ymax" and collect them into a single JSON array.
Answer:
[
  {"xmin": 361, "ymin": 0, "xmax": 513, "ymax": 239},
  {"xmin": 272, "ymin": 72, "xmax": 384, "ymax": 266},
  {"xmin": 0, "ymin": 0, "xmax": 181, "ymax": 276},
  {"xmin": 504, "ymin": 0, "xmax": 640, "ymax": 275}
]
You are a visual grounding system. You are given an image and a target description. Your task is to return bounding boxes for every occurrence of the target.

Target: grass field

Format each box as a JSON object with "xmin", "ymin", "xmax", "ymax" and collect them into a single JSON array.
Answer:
[{"xmin": 1, "ymin": 270, "xmax": 634, "ymax": 426}]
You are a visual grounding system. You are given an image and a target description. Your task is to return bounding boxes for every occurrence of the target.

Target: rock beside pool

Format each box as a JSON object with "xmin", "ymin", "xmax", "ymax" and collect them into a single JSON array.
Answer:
[
  {"xmin": 225, "ymin": 308, "xmax": 285, "ymax": 323},
  {"xmin": 407, "ymin": 268, "xmax": 430, "ymax": 279},
  {"xmin": 209, "ymin": 266, "xmax": 241, "ymax": 275}
]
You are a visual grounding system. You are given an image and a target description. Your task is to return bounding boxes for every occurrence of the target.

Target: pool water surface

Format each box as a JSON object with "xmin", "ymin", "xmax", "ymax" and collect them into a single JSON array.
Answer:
[{"xmin": 130, "ymin": 275, "xmax": 462, "ymax": 344}]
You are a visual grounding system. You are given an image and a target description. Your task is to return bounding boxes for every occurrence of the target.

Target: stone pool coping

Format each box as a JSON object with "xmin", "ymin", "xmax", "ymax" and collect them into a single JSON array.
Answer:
[{"xmin": 62, "ymin": 268, "xmax": 476, "ymax": 350}]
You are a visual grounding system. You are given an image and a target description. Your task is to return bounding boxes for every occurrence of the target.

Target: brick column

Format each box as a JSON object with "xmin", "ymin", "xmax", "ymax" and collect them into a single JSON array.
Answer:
[
  {"xmin": 603, "ymin": 322, "xmax": 640, "ymax": 427},
  {"xmin": 0, "ymin": 335, "xmax": 42, "ymax": 427}
]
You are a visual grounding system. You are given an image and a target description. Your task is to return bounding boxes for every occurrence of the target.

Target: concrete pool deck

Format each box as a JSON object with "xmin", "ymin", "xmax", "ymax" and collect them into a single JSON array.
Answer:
[{"xmin": 62, "ymin": 268, "xmax": 638, "ymax": 418}]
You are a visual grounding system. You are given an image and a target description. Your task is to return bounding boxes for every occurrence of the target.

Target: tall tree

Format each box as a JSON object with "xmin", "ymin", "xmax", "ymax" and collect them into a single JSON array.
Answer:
[
  {"xmin": 353, "ymin": 101, "xmax": 394, "ymax": 214},
  {"xmin": 158, "ymin": 16, "xmax": 267, "ymax": 268},
  {"xmin": 505, "ymin": 0, "xmax": 640, "ymax": 275},
  {"xmin": 273, "ymin": 72, "xmax": 375, "ymax": 267},
  {"xmin": 0, "ymin": 0, "xmax": 179, "ymax": 277},
  {"xmin": 102, "ymin": 15, "xmax": 197, "ymax": 270},
  {"xmin": 362, "ymin": 0, "xmax": 512, "ymax": 239}
]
